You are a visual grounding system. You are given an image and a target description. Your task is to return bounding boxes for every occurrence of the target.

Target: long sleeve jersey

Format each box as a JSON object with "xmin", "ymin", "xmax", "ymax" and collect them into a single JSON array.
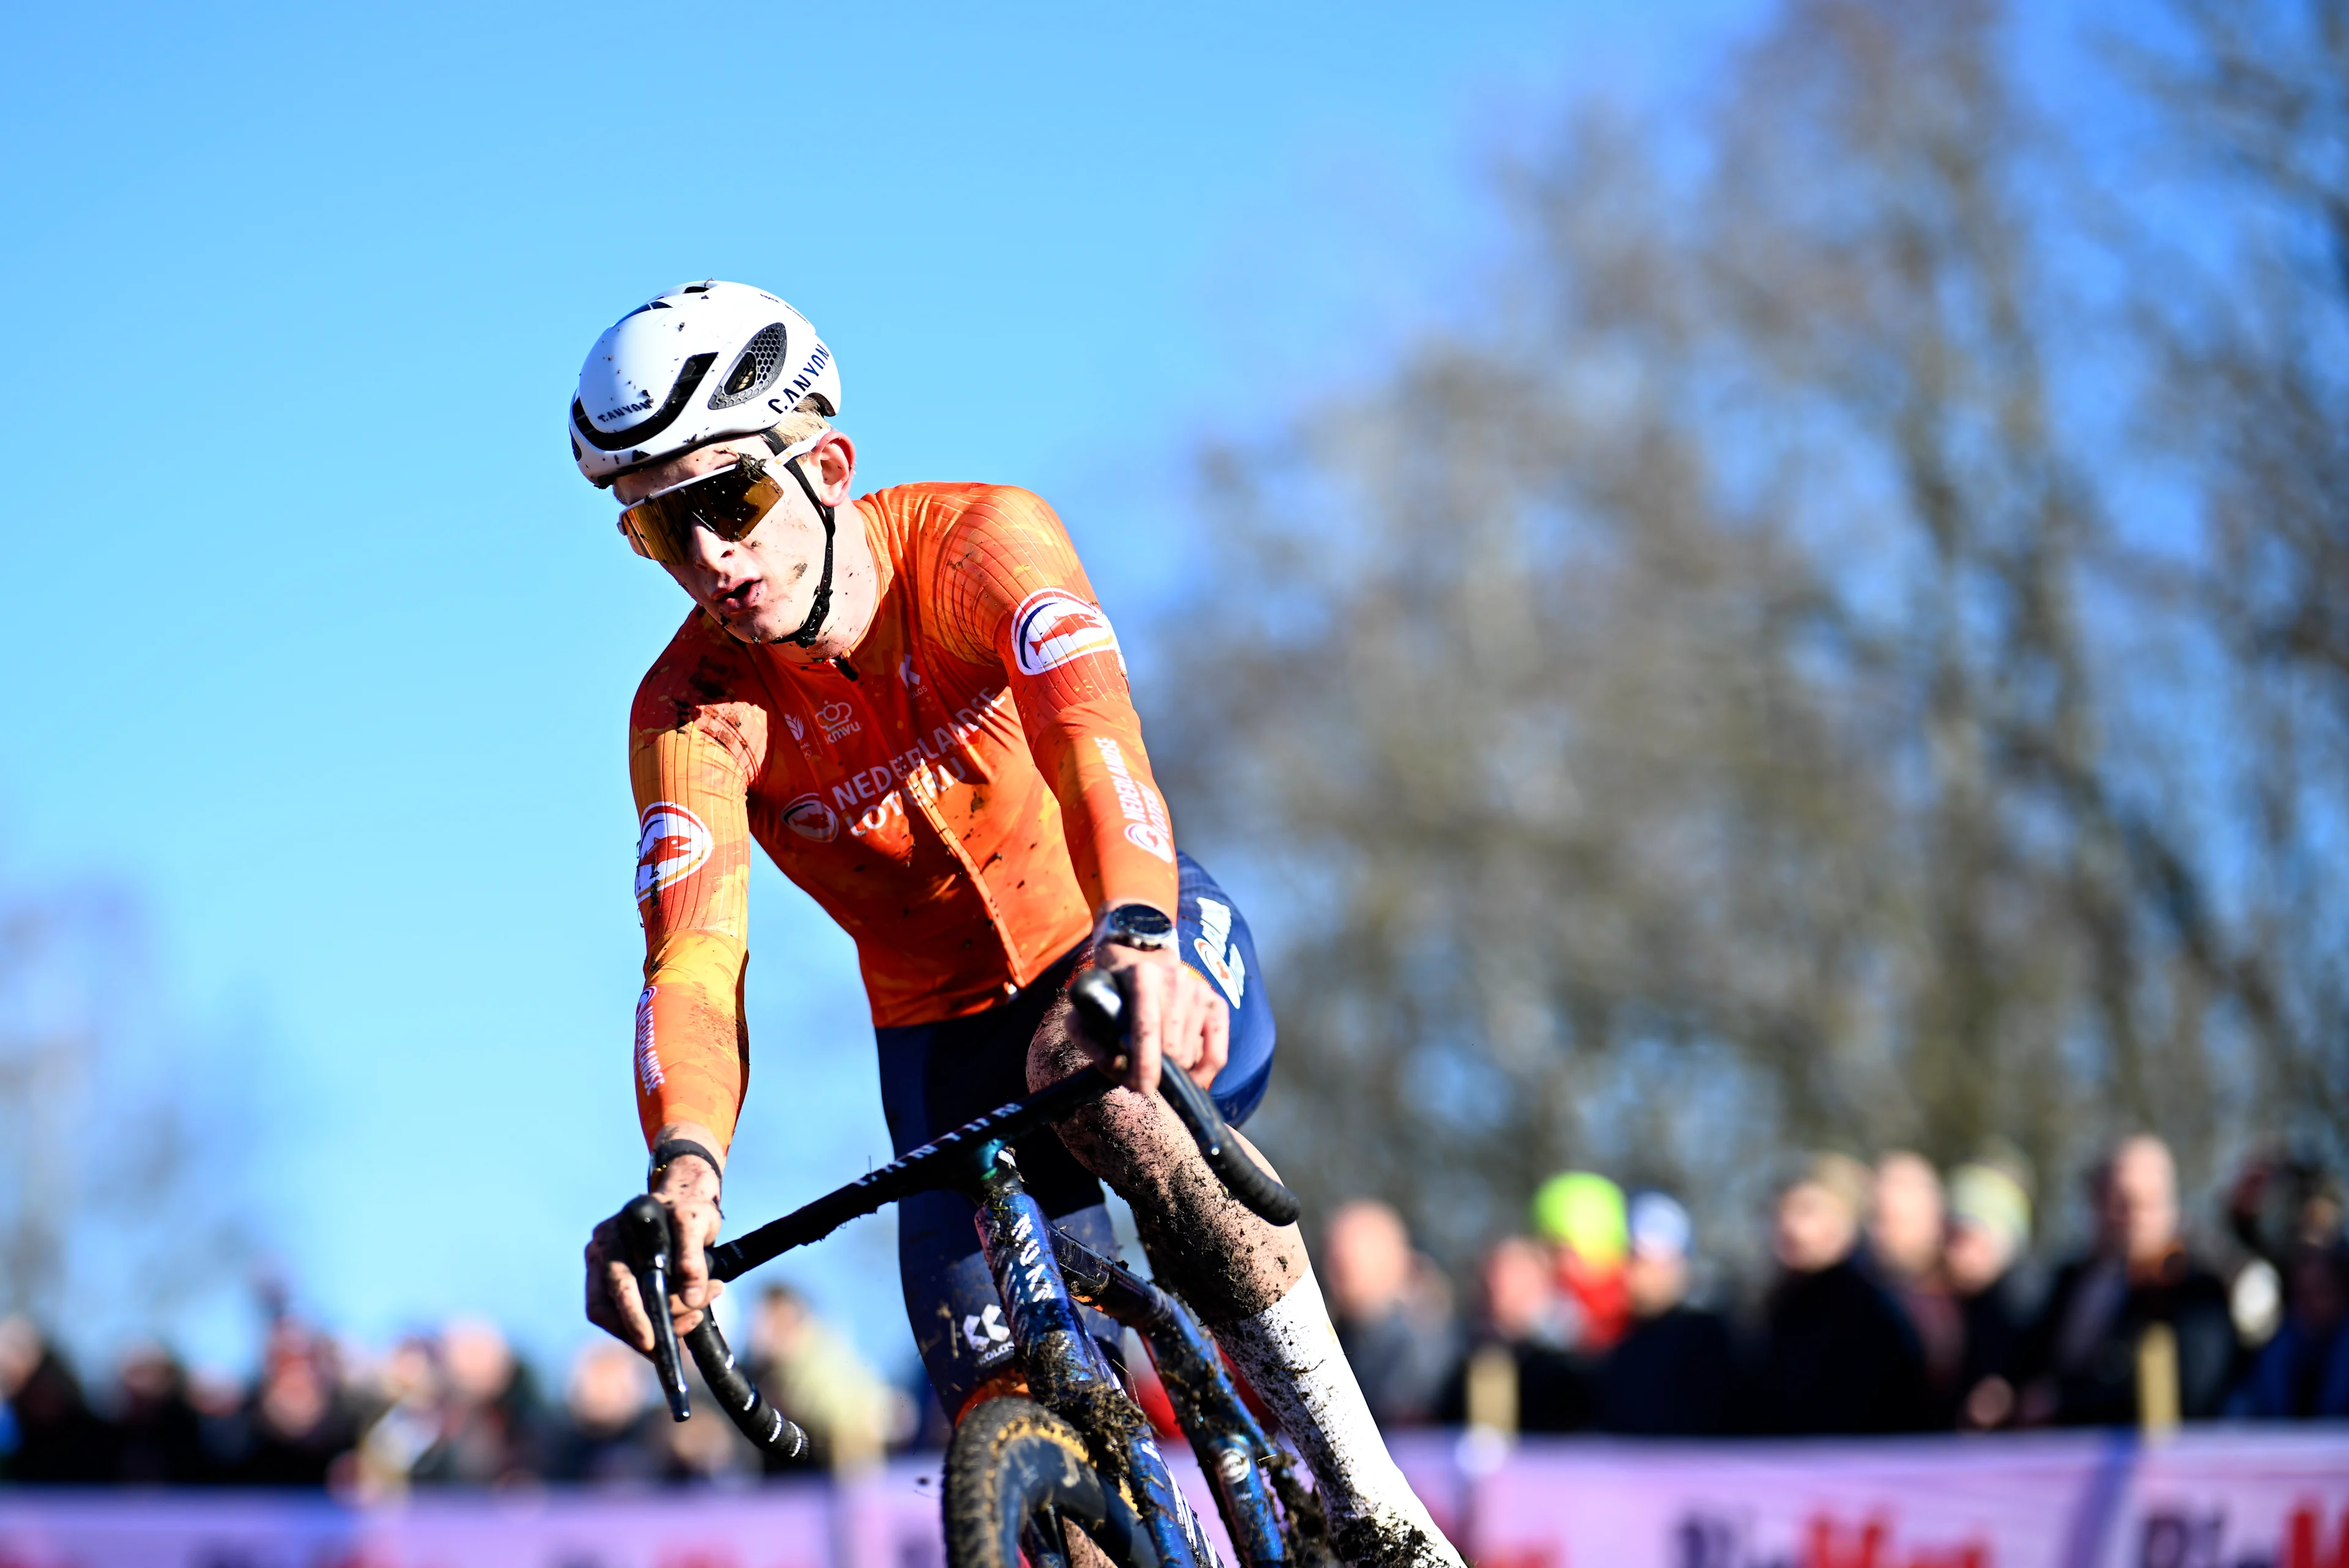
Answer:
[{"xmin": 626, "ymin": 483, "xmax": 1180, "ymax": 1148}]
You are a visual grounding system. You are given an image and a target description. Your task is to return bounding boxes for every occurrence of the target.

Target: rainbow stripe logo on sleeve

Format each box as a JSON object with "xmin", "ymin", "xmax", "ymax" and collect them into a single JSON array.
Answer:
[
  {"xmin": 782, "ymin": 792, "xmax": 841, "ymax": 844},
  {"xmin": 1011, "ymin": 587, "xmax": 1121, "ymax": 676},
  {"xmin": 634, "ymin": 801, "xmax": 713, "ymax": 901}
]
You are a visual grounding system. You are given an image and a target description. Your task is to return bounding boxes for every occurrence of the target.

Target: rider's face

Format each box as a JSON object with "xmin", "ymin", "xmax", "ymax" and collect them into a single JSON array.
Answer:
[{"xmin": 613, "ymin": 433, "xmax": 858, "ymax": 647}]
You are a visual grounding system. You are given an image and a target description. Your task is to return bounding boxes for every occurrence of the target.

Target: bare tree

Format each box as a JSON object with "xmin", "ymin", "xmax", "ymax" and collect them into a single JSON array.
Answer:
[
  {"xmin": 0, "ymin": 878, "xmax": 250, "ymax": 1348},
  {"xmin": 2126, "ymin": 0, "xmax": 2349, "ymax": 1145},
  {"xmin": 1148, "ymin": 0, "xmax": 2345, "ymax": 1274}
]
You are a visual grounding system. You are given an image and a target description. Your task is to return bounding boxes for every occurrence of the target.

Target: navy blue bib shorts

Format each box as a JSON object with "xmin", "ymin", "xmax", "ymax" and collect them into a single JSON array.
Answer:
[{"xmin": 874, "ymin": 852, "xmax": 1274, "ymax": 1417}]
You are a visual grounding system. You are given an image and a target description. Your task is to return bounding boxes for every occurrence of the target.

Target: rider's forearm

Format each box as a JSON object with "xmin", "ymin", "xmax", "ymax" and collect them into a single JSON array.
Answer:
[
  {"xmin": 631, "ymin": 704, "xmax": 758, "ymax": 1148},
  {"xmin": 1021, "ymin": 699, "xmax": 1182, "ymax": 917},
  {"xmin": 634, "ymin": 935, "xmax": 751, "ymax": 1148}
]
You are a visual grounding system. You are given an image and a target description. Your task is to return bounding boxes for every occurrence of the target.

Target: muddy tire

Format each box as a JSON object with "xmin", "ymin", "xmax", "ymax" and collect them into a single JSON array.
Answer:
[
  {"xmin": 944, "ymin": 1397, "xmax": 1158, "ymax": 1568},
  {"xmin": 1265, "ymin": 1454, "xmax": 1343, "ymax": 1568}
]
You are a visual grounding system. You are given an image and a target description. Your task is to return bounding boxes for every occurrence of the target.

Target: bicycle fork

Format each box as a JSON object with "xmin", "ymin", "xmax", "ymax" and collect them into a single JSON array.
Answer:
[
  {"xmin": 1047, "ymin": 1224, "xmax": 1291, "ymax": 1568},
  {"xmin": 973, "ymin": 1153, "xmax": 1231, "ymax": 1568}
]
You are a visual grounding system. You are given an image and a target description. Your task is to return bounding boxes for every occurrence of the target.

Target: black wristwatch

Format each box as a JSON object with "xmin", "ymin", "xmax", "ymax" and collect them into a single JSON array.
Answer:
[{"xmin": 1097, "ymin": 902, "xmax": 1177, "ymax": 953}]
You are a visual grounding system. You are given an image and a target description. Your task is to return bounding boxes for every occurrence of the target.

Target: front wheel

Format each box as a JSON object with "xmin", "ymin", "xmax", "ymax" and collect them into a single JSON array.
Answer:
[{"xmin": 944, "ymin": 1396, "xmax": 1158, "ymax": 1568}]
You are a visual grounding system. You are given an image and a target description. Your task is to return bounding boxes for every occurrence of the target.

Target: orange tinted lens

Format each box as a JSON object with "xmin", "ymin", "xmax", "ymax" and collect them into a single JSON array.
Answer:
[
  {"xmin": 618, "ymin": 504, "xmax": 675, "ymax": 563},
  {"xmin": 618, "ymin": 460, "xmax": 782, "ymax": 564}
]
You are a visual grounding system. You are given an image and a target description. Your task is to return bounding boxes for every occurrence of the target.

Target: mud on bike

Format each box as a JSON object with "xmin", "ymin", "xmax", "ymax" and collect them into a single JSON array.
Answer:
[{"xmin": 610, "ymin": 967, "xmax": 1337, "ymax": 1568}]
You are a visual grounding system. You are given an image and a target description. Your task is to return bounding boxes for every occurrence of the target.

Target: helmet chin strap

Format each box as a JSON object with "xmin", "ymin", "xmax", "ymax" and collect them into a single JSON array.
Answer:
[{"xmin": 765, "ymin": 437, "xmax": 837, "ymax": 650}]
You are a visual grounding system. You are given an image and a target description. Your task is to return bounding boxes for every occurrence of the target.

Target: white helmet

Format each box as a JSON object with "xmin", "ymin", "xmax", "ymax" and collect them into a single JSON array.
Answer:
[{"xmin": 570, "ymin": 280, "xmax": 842, "ymax": 488}]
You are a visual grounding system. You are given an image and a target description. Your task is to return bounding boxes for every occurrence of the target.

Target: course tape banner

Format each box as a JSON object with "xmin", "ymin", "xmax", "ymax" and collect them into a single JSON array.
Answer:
[
  {"xmin": 0, "ymin": 1428, "xmax": 2342, "ymax": 1568},
  {"xmin": 1393, "ymin": 1429, "xmax": 2349, "ymax": 1568}
]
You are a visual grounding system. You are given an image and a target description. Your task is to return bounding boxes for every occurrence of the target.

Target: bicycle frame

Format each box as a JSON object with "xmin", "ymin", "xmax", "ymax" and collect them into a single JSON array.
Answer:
[
  {"xmin": 678, "ymin": 1071, "xmax": 1298, "ymax": 1568},
  {"xmin": 969, "ymin": 1143, "xmax": 1242, "ymax": 1568}
]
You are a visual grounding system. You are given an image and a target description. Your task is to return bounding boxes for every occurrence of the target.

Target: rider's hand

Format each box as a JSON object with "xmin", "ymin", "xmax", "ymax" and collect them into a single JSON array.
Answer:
[
  {"xmin": 1092, "ymin": 940, "xmax": 1228, "ymax": 1099},
  {"xmin": 584, "ymin": 1128, "xmax": 727, "ymax": 1354}
]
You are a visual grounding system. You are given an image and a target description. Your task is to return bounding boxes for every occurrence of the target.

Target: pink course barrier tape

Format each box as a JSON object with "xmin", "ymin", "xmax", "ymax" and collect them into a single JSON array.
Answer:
[{"xmin": 1, "ymin": 1428, "xmax": 2343, "ymax": 1568}]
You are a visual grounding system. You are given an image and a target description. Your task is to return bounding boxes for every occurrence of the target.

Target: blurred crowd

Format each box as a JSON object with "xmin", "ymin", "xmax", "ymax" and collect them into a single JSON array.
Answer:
[
  {"xmin": 4, "ymin": 1135, "xmax": 2343, "ymax": 1491},
  {"xmin": 1316, "ymin": 1137, "xmax": 2349, "ymax": 1438},
  {"xmin": 0, "ymin": 1284, "xmax": 908, "ymax": 1492}
]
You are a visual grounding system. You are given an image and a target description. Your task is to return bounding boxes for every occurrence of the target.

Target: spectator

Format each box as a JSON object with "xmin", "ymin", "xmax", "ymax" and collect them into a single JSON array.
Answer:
[
  {"xmin": 2016, "ymin": 1134, "xmax": 2235, "ymax": 1426},
  {"xmin": 1749, "ymin": 1153, "xmax": 1929, "ymax": 1434},
  {"xmin": 1592, "ymin": 1192, "xmax": 1740, "ymax": 1436},
  {"xmin": 1945, "ymin": 1161, "xmax": 2034, "ymax": 1430},
  {"xmin": 1869, "ymin": 1152, "xmax": 1965, "ymax": 1424},
  {"xmin": 237, "ymin": 1321, "xmax": 361, "ymax": 1487},
  {"xmin": 0, "ymin": 1321, "xmax": 23, "ymax": 1474},
  {"xmin": 2227, "ymin": 1240, "xmax": 2349, "ymax": 1419},
  {"xmin": 1531, "ymin": 1173, "xmax": 1630, "ymax": 1353},
  {"xmin": 185, "ymin": 1364, "xmax": 257, "ymax": 1482},
  {"xmin": 1436, "ymin": 1236, "xmax": 1587, "ymax": 1434},
  {"xmin": 745, "ymin": 1284, "xmax": 899, "ymax": 1474},
  {"xmin": 0, "ymin": 1318, "xmax": 111, "ymax": 1483},
  {"xmin": 2228, "ymin": 1152, "xmax": 2346, "ymax": 1268},
  {"xmin": 353, "ymin": 1335, "xmax": 444, "ymax": 1497},
  {"xmin": 544, "ymin": 1340, "xmax": 664, "ymax": 1486},
  {"xmin": 2227, "ymin": 1154, "xmax": 2345, "ymax": 1351},
  {"xmin": 410, "ymin": 1317, "xmax": 542, "ymax": 1487},
  {"xmin": 1321, "ymin": 1200, "xmax": 1458, "ymax": 1428},
  {"xmin": 109, "ymin": 1342, "xmax": 207, "ymax": 1485}
]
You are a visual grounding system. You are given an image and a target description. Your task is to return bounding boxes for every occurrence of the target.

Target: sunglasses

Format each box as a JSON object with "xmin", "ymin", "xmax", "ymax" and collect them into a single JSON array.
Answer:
[{"xmin": 618, "ymin": 455, "xmax": 793, "ymax": 565}]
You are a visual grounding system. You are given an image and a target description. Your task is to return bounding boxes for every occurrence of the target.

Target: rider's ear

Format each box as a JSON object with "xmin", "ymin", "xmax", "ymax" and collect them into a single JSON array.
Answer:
[{"xmin": 810, "ymin": 432, "xmax": 856, "ymax": 505}]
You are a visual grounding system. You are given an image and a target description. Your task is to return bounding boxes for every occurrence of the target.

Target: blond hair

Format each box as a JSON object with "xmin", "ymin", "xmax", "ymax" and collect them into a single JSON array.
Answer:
[{"xmin": 768, "ymin": 399, "xmax": 834, "ymax": 455}]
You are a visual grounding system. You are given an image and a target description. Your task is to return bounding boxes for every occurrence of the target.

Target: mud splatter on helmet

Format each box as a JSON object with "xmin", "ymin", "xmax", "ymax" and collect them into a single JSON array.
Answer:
[{"xmin": 570, "ymin": 280, "xmax": 841, "ymax": 488}]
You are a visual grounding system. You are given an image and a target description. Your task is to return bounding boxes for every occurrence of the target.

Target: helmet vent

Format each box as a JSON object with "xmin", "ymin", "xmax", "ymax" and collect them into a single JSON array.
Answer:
[{"xmin": 707, "ymin": 322, "xmax": 789, "ymax": 410}]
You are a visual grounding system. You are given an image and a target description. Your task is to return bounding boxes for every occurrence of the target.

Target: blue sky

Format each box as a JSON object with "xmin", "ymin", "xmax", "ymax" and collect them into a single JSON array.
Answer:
[{"xmin": 1, "ymin": 0, "xmax": 1756, "ymax": 1378}]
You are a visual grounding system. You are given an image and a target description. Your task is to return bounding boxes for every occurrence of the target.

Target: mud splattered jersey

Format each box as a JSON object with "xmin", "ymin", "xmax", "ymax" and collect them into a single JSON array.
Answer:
[{"xmin": 626, "ymin": 483, "xmax": 1181, "ymax": 1147}]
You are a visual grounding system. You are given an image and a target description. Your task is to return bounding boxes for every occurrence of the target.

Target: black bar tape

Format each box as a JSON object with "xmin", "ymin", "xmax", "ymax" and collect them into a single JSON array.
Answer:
[{"xmin": 684, "ymin": 1315, "xmax": 809, "ymax": 1460}]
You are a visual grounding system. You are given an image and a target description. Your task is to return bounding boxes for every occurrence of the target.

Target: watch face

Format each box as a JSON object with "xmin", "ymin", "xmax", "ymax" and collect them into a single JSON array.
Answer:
[{"xmin": 1106, "ymin": 904, "xmax": 1174, "ymax": 946}]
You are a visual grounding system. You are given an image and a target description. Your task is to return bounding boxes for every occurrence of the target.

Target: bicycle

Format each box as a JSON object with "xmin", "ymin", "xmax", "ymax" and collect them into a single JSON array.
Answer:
[{"xmin": 612, "ymin": 966, "xmax": 1337, "ymax": 1568}]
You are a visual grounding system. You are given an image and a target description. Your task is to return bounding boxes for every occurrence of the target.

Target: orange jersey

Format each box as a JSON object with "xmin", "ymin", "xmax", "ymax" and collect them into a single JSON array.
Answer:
[{"xmin": 626, "ymin": 483, "xmax": 1181, "ymax": 1148}]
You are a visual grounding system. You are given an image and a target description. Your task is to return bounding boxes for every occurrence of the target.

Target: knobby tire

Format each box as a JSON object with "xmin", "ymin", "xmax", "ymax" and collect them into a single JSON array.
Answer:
[{"xmin": 944, "ymin": 1396, "xmax": 1159, "ymax": 1568}]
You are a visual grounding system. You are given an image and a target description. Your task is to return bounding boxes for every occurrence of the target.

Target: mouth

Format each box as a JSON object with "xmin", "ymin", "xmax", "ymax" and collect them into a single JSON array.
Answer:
[{"xmin": 711, "ymin": 578, "xmax": 764, "ymax": 617}]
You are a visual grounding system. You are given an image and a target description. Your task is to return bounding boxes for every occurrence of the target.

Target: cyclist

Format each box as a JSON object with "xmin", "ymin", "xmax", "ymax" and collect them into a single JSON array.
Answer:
[{"xmin": 576, "ymin": 281, "xmax": 1461, "ymax": 1568}]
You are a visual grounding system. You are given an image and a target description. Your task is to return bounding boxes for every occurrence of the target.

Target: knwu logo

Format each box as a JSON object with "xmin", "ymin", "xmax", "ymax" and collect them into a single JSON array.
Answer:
[{"xmin": 815, "ymin": 699, "xmax": 859, "ymax": 743}]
